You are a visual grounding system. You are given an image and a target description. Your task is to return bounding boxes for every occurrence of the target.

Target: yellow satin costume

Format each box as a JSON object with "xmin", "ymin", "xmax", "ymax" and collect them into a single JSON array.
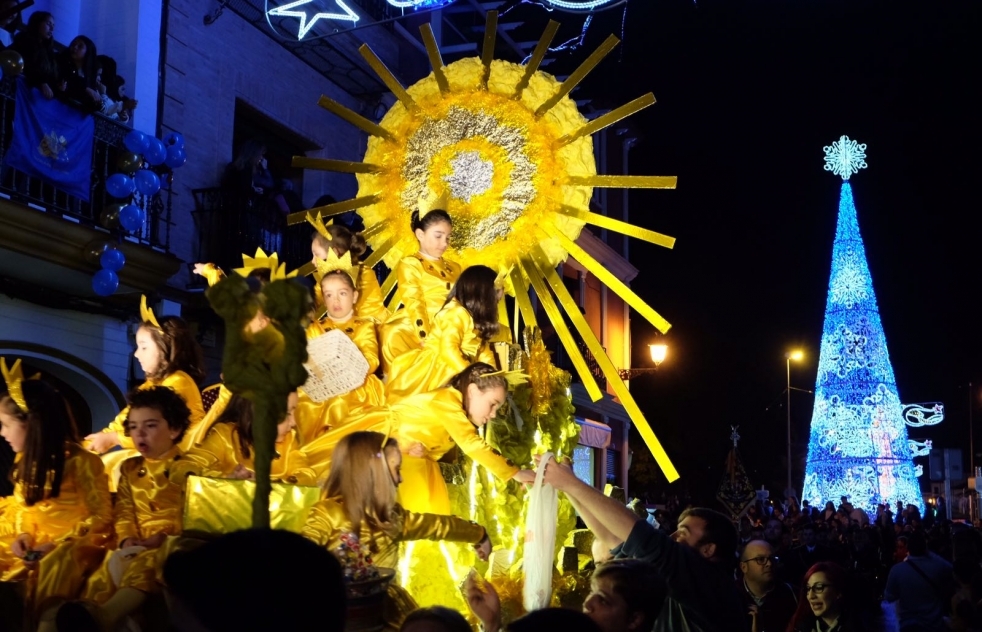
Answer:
[
  {"xmin": 356, "ymin": 264, "xmax": 389, "ymax": 322},
  {"xmin": 98, "ymin": 370, "xmax": 205, "ymax": 490},
  {"xmin": 296, "ymin": 316, "xmax": 385, "ymax": 444},
  {"xmin": 302, "ymin": 388, "xmax": 518, "ymax": 514},
  {"xmin": 0, "ymin": 443, "xmax": 112, "ymax": 615},
  {"xmin": 180, "ymin": 422, "xmax": 316, "ymax": 486},
  {"xmin": 380, "ymin": 254, "xmax": 461, "ymax": 373},
  {"xmin": 385, "ymin": 300, "xmax": 497, "ymax": 403},
  {"xmin": 84, "ymin": 447, "xmax": 189, "ymax": 602}
]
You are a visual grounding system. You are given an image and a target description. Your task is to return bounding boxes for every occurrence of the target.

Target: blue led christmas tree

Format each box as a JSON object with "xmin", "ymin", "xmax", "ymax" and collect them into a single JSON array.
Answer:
[{"xmin": 802, "ymin": 136, "xmax": 924, "ymax": 517}]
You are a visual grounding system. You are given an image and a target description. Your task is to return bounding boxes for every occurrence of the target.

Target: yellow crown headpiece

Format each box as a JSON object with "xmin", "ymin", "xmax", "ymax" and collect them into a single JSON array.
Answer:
[
  {"xmin": 417, "ymin": 187, "xmax": 450, "ymax": 216},
  {"xmin": 312, "ymin": 248, "xmax": 357, "ymax": 288},
  {"xmin": 484, "ymin": 368, "xmax": 529, "ymax": 389},
  {"xmin": 140, "ymin": 295, "xmax": 161, "ymax": 329},
  {"xmin": 306, "ymin": 212, "xmax": 334, "ymax": 242},
  {"xmin": 234, "ymin": 248, "xmax": 298, "ymax": 282},
  {"xmin": 1, "ymin": 358, "xmax": 40, "ymax": 413}
]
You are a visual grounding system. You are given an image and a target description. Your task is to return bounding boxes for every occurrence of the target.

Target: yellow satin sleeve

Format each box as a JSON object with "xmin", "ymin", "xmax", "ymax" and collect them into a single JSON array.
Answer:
[
  {"xmin": 13, "ymin": 444, "xmax": 112, "ymax": 545},
  {"xmin": 356, "ymin": 264, "xmax": 389, "ymax": 322},
  {"xmin": 397, "ymin": 256, "xmax": 430, "ymax": 336},
  {"xmin": 114, "ymin": 447, "xmax": 186, "ymax": 543},
  {"xmin": 301, "ymin": 497, "xmax": 484, "ymax": 569},
  {"xmin": 386, "ymin": 301, "xmax": 493, "ymax": 400},
  {"xmin": 181, "ymin": 423, "xmax": 316, "ymax": 486},
  {"xmin": 105, "ymin": 371, "xmax": 205, "ymax": 450},
  {"xmin": 395, "ymin": 389, "xmax": 519, "ymax": 482}
]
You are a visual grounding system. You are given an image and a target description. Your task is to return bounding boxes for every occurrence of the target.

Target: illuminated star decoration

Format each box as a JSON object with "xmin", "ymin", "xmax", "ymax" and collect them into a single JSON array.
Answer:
[
  {"xmin": 387, "ymin": 0, "xmax": 457, "ymax": 8},
  {"xmin": 541, "ymin": 0, "xmax": 628, "ymax": 12},
  {"xmin": 268, "ymin": 0, "xmax": 359, "ymax": 39},
  {"xmin": 823, "ymin": 135, "xmax": 868, "ymax": 181}
]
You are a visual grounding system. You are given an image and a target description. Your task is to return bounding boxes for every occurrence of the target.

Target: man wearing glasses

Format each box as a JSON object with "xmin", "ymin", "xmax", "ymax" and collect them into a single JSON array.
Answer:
[{"xmin": 738, "ymin": 540, "xmax": 797, "ymax": 632}]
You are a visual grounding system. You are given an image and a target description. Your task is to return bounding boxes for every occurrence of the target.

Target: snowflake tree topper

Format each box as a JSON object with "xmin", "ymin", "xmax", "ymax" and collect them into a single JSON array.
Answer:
[{"xmin": 824, "ymin": 135, "xmax": 868, "ymax": 181}]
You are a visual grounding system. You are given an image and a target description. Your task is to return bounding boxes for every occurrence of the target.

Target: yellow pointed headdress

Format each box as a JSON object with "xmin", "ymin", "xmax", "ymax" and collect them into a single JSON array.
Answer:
[
  {"xmin": 140, "ymin": 295, "xmax": 161, "ymax": 329},
  {"xmin": 306, "ymin": 212, "xmax": 333, "ymax": 242},
  {"xmin": 312, "ymin": 248, "xmax": 358, "ymax": 288},
  {"xmin": 234, "ymin": 248, "xmax": 298, "ymax": 282},
  {"xmin": 484, "ymin": 368, "xmax": 529, "ymax": 389},
  {"xmin": 1, "ymin": 357, "xmax": 39, "ymax": 413}
]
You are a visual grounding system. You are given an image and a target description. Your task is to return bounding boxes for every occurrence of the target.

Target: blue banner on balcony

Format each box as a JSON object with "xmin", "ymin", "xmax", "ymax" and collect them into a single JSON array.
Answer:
[{"xmin": 5, "ymin": 78, "xmax": 95, "ymax": 201}]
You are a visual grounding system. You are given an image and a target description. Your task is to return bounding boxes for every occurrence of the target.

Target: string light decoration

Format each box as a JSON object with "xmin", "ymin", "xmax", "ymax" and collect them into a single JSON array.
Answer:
[{"xmin": 802, "ymin": 139, "xmax": 924, "ymax": 517}]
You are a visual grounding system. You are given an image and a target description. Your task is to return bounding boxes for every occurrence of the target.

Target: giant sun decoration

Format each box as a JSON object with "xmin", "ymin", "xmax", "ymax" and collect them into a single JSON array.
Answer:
[{"xmin": 288, "ymin": 12, "xmax": 680, "ymax": 481}]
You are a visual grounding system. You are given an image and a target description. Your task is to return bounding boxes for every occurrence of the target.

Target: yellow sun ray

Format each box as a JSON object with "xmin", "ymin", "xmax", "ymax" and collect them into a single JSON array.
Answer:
[
  {"xmin": 558, "ymin": 93, "xmax": 657, "ymax": 146},
  {"xmin": 508, "ymin": 266, "xmax": 538, "ymax": 330},
  {"xmin": 534, "ymin": 34, "xmax": 620, "ymax": 118},
  {"xmin": 318, "ymin": 96, "xmax": 395, "ymax": 142},
  {"xmin": 292, "ymin": 156, "xmax": 382, "ymax": 174},
  {"xmin": 359, "ymin": 44, "xmax": 420, "ymax": 114},
  {"xmin": 361, "ymin": 236, "xmax": 395, "ymax": 270},
  {"xmin": 380, "ymin": 272, "xmax": 398, "ymax": 302},
  {"xmin": 296, "ymin": 261, "xmax": 316, "ymax": 277},
  {"xmin": 519, "ymin": 259, "xmax": 604, "ymax": 402},
  {"xmin": 362, "ymin": 222, "xmax": 386, "ymax": 240},
  {"xmin": 287, "ymin": 195, "xmax": 381, "ymax": 226},
  {"xmin": 540, "ymin": 223, "xmax": 672, "ymax": 333},
  {"xmin": 480, "ymin": 11, "xmax": 498, "ymax": 88},
  {"xmin": 555, "ymin": 205, "xmax": 676, "ymax": 248},
  {"xmin": 567, "ymin": 175, "xmax": 678, "ymax": 189},
  {"xmin": 529, "ymin": 246, "xmax": 679, "ymax": 482},
  {"xmin": 420, "ymin": 23, "xmax": 450, "ymax": 95},
  {"xmin": 514, "ymin": 21, "xmax": 560, "ymax": 99}
]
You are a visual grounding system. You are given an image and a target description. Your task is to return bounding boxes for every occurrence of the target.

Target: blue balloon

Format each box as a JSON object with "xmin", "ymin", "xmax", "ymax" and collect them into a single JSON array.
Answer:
[
  {"xmin": 106, "ymin": 173, "xmax": 135, "ymax": 198},
  {"xmin": 123, "ymin": 130, "xmax": 149, "ymax": 154},
  {"xmin": 163, "ymin": 132, "xmax": 185, "ymax": 150},
  {"xmin": 92, "ymin": 269, "xmax": 119, "ymax": 296},
  {"xmin": 99, "ymin": 247, "xmax": 126, "ymax": 272},
  {"xmin": 164, "ymin": 146, "xmax": 187, "ymax": 169},
  {"xmin": 134, "ymin": 169, "xmax": 161, "ymax": 196},
  {"xmin": 145, "ymin": 138, "xmax": 167, "ymax": 166},
  {"xmin": 119, "ymin": 204, "xmax": 142, "ymax": 232}
]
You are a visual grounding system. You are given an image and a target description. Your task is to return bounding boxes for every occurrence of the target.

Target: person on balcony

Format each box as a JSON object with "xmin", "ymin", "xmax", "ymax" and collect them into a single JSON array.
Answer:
[
  {"xmin": 0, "ymin": 0, "xmax": 23, "ymax": 49},
  {"xmin": 10, "ymin": 11, "xmax": 59, "ymax": 99},
  {"xmin": 58, "ymin": 35, "xmax": 102, "ymax": 113},
  {"xmin": 95, "ymin": 55, "xmax": 137, "ymax": 123}
]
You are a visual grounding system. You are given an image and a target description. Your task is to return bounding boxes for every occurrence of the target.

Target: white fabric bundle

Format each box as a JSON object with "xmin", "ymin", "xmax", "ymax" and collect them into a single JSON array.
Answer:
[
  {"xmin": 301, "ymin": 329, "xmax": 369, "ymax": 402},
  {"xmin": 523, "ymin": 452, "xmax": 558, "ymax": 612}
]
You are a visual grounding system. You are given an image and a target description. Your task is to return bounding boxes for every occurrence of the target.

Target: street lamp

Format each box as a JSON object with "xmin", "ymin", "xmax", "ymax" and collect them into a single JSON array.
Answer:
[
  {"xmin": 786, "ymin": 350, "xmax": 804, "ymax": 497},
  {"xmin": 618, "ymin": 342, "xmax": 668, "ymax": 380}
]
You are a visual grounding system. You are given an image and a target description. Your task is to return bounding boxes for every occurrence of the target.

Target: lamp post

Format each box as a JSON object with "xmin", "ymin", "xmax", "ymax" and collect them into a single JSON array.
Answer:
[
  {"xmin": 618, "ymin": 343, "xmax": 668, "ymax": 380},
  {"xmin": 786, "ymin": 350, "xmax": 804, "ymax": 498}
]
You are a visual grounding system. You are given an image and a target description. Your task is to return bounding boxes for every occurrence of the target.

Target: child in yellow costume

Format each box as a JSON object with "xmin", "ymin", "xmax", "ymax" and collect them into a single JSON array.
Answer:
[
  {"xmin": 302, "ymin": 431, "xmax": 492, "ymax": 626},
  {"xmin": 68, "ymin": 386, "xmax": 197, "ymax": 630},
  {"xmin": 297, "ymin": 260, "xmax": 386, "ymax": 443},
  {"xmin": 303, "ymin": 363, "xmax": 536, "ymax": 514},
  {"xmin": 385, "ymin": 265, "xmax": 500, "ymax": 403},
  {"xmin": 380, "ymin": 209, "xmax": 461, "ymax": 374},
  {"xmin": 84, "ymin": 297, "xmax": 205, "ymax": 489},
  {"xmin": 181, "ymin": 392, "xmax": 315, "ymax": 485},
  {"xmin": 309, "ymin": 212, "xmax": 389, "ymax": 322},
  {"xmin": 0, "ymin": 359, "xmax": 112, "ymax": 630}
]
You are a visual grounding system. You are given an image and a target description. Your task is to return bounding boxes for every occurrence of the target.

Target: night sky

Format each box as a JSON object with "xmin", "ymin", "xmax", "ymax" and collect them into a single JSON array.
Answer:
[{"xmin": 533, "ymin": 0, "xmax": 979, "ymax": 501}]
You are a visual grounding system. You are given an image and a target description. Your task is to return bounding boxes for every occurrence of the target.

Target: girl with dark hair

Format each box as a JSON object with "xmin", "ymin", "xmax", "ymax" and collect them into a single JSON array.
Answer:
[
  {"xmin": 0, "ymin": 361, "xmax": 112, "ymax": 627},
  {"xmin": 302, "ymin": 362, "xmax": 535, "ymax": 514},
  {"xmin": 384, "ymin": 264, "xmax": 500, "ymax": 401},
  {"xmin": 85, "ymin": 300, "xmax": 206, "ymax": 489},
  {"xmin": 308, "ymin": 214, "xmax": 388, "ymax": 322},
  {"xmin": 181, "ymin": 391, "xmax": 315, "ymax": 485},
  {"xmin": 297, "ymin": 265, "xmax": 385, "ymax": 443},
  {"xmin": 380, "ymin": 209, "xmax": 460, "ymax": 373},
  {"xmin": 10, "ymin": 11, "xmax": 58, "ymax": 98},
  {"xmin": 58, "ymin": 35, "xmax": 101, "ymax": 111}
]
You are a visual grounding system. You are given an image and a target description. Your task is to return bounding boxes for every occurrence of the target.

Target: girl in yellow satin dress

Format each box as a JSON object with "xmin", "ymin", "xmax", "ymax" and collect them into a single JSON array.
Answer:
[
  {"xmin": 84, "ymin": 303, "xmax": 206, "ymax": 489},
  {"xmin": 0, "ymin": 367, "xmax": 112, "ymax": 629},
  {"xmin": 181, "ymin": 391, "xmax": 316, "ymax": 486},
  {"xmin": 70, "ymin": 386, "xmax": 196, "ymax": 630},
  {"xmin": 303, "ymin": 363, "xmax": 536, "ymax": 514},
  {"xmin": 302, "ymin": 431, "xmax": 492, "ymax": 626},
  {"xmin": 385, "ymin": 265, "xmax": 500, "ymax": 403},
  {"xmin": 297, "ymin": 269, "xmax": 386, "ymax": 443},
  {"xmin": 380, "ymin": 210, "xmax": 461, "ymax": 374},
  {"xmin": 310, "ymin": 215, "xmax": 389, "ymax": 322}
]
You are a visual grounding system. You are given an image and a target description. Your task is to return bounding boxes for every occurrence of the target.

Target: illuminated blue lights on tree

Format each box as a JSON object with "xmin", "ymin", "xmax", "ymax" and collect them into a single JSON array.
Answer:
[
  {"xmin": 268, "ymin": 0, "xmax": 359, "ymax": 38},
  {"xmin": 802, "ymin": 139, "xmax": 924, "ymax": 517}
]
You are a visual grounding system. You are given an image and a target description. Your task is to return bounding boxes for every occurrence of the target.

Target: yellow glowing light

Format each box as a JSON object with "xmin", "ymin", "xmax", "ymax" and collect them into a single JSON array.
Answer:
[
  {"xmin": 439, "ymin": 542, "xmax": 462, "ymax": 583},
  {"xmin": 469, "ymin": 460, "xmax": 479, "ymax": 520},
  {"xmin": 788, "ymin": 350, "xmax": 804, "ymax": 362},
  {"xmin": 649, "ymin": 343, "xmax": 668, "ymax": 366},
  {"xmin": 399, "ymin": 541, "xmax": 414, "ymax": 588}
]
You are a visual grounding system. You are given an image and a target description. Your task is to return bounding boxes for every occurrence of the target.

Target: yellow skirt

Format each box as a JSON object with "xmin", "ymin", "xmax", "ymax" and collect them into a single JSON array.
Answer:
[
  {"xmin": 84, "ymin": 536, "xmax": 185, "ymax": 604},
  {"xmin": 397, "ymin": 456, "xmax": 450, "ymax": 516}
]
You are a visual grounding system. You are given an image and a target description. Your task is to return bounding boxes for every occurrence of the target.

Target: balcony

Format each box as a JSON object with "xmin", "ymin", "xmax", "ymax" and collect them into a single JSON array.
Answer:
[{"xmin": 0, "ymin": 78, "xmax": 181, "ymax": 294}]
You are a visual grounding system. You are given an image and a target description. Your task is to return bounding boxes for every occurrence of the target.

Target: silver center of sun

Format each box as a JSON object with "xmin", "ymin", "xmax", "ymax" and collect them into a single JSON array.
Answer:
[{"xmin": 443, "ymin": 151, "xmax": 494, "ymax": 202}]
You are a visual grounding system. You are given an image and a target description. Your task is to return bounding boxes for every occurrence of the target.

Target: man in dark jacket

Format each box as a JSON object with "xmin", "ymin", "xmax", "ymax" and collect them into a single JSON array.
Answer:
[{"xmin": 541, "ymin": 458, "xmax": 747, "ymax": 632}]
